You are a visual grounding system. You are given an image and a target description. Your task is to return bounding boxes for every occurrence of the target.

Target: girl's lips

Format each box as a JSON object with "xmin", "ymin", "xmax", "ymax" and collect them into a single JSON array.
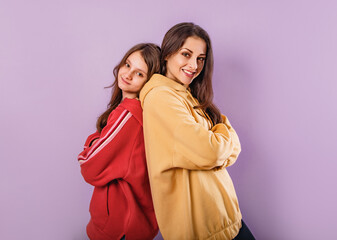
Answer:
[{"xmin": 121, "ymin": 77, "xmax": 131, "ymax": 85}]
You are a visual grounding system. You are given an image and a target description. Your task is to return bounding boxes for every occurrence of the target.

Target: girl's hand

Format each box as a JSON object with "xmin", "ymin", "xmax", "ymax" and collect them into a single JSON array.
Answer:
[{"xmin": 90, "ymin": 139, "xmax": 98, "ymax": 146}]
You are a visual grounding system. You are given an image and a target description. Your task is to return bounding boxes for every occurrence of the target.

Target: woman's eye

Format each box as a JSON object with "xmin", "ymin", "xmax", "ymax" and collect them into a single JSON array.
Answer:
[
  {"xmin": 125, "ymin": 63, "xmax": 130, "ymax": 67},
  {"xmin": 182, "ymin": 52, "xmax": 190, "ymax": 57},
  {"xmin": 198, "ymin": 57, "xmax": 205, "ymax": 62}
]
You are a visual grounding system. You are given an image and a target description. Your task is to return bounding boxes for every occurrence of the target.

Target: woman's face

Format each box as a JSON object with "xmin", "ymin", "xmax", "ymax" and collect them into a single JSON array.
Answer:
[
  {"xmin": 165, "ymin": 36, "xmax": 206, "ymax": 87},
  {"xmin": 118, "ymin": 50, "xmax": 148, "ymax": 99}
]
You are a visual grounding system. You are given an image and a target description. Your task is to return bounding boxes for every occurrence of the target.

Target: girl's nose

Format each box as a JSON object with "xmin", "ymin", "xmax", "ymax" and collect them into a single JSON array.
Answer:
[{"xmin": 124, "ymin": 70, "xmax": 132, "ymax": 80}]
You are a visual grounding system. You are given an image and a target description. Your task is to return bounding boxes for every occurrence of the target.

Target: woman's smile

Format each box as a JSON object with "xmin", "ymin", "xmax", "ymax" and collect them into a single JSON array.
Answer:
[{"xmin": 182, "ymin": 69, "xmax": 196, "ymax": 78}]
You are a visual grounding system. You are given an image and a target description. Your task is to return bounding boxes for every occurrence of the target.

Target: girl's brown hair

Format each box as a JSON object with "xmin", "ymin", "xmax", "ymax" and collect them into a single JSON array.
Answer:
[
  {"xmin": 161, "ymin": 22, "xmax": 222, "ymax": 125},
  {"xmin": 96, "ymin": 43, "xmax": 161, "ymax": 132}
]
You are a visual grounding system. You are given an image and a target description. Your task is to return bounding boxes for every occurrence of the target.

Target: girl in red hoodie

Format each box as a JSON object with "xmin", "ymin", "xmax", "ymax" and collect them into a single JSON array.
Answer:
[{"xmin": 78, "ymin": 43, "xmax": 160, "ymax": 240}]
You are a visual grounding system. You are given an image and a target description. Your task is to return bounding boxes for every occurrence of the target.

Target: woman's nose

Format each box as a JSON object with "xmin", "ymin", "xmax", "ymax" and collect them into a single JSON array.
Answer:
[{"xmin": 187, "ymin": 58, "xmax": 198, "ymax": 70}]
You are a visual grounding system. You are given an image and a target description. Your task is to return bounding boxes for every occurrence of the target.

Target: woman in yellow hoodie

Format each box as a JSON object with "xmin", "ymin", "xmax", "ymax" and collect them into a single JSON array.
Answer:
[{"xmin": 140, "ymin": 22, "xmax": 255, "ymax": 240}]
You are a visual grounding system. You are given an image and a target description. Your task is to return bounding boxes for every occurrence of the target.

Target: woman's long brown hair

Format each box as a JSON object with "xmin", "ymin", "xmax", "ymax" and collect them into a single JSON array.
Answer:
[
  {"xmin": 161, "ymin": 22, "xmax": 222, "ymax": 126},
  {"xmin": 96, "ymin": 43, "xmax": 161, "ymax": 132}
]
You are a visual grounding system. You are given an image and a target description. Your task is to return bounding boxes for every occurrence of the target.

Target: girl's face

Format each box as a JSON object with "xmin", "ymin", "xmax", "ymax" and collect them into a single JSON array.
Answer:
[
  {"xmin": 118, "ymin": 51, "xmax": 148, "ymax": 99},
  {"xmin": 165, "ymin": 36, "xmax": 206, "ymax": 87}
]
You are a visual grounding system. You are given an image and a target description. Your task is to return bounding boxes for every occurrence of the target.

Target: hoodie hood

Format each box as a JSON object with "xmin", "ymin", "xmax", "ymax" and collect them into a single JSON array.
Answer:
[
  {"xmin": 139, "ymin": 74, "xmax": 187, "ymax": 107},
  {"xmin": 119, "ymin": 98, "xmax": 143, "ymax": 126}
]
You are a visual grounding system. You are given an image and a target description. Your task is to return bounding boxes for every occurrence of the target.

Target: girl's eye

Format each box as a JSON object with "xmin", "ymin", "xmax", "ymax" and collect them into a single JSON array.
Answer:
[
  {"xmin": 136, "ymin": 72, "xmax": 144, "ymax": 77},
  {"xmin": 125, "ymin": 63, "xmax": 130, "ymax": 67}
]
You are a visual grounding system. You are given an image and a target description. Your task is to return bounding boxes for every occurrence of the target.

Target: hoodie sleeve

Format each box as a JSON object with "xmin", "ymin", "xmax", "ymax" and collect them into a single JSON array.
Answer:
[
  {"xmin": 220, "ymin": 114, "xmax": 241, "ymax": 168},
  {"xmin": 143, "ymin": 88, "xmax": 241, "ymax": 170},
  {"xmin": 77, "ymin": 106, "xmax": 136, "ymax": 186}
]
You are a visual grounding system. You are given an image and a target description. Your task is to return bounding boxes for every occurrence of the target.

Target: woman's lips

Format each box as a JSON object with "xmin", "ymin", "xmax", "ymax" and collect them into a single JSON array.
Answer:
[{"xmin": 182, "ymin": 69, "xmax": 195, "ymax": 78}]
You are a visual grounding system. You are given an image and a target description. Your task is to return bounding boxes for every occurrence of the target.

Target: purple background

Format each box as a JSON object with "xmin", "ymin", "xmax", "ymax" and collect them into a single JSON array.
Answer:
[{"xmin": 1, "ymin": 1, "xmax": 336, "ymax": 239}]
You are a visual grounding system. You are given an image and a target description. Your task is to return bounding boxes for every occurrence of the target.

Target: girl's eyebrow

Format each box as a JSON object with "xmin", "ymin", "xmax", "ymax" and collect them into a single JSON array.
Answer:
[{"xmin": 181, "ymin": 48, "xmax": 206, "ymax": 56}]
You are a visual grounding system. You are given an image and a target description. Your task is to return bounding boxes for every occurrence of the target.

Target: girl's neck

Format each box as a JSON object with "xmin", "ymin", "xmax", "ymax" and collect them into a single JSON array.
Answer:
[{"xmin": 122, "ymin": 92, "xmax": 138, "ymax": 100}]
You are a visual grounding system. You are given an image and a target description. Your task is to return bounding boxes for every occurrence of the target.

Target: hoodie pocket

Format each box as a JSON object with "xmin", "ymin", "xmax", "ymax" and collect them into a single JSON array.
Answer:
[{"xmin": 89, "ymin": 185, "xmax": 110, "ymax": 230}]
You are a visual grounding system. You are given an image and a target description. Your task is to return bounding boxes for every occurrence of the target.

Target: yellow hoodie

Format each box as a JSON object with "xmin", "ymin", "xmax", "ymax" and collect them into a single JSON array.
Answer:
[{"xmin": 140, "ymin": 74, "xmax": 242, "ymax": 240}]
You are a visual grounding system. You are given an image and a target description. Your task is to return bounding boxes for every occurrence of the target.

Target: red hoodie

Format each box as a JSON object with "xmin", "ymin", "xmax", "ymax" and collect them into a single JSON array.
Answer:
[{"xmin": 78, "ymin": 98, "xmax": 158, "ymax": 240}]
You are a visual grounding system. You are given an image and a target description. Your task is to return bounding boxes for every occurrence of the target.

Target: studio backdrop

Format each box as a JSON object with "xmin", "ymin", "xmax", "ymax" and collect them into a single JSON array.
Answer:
[{"xmin": 1, "ymin": 0, "xmax": 336, "ymax": 239}]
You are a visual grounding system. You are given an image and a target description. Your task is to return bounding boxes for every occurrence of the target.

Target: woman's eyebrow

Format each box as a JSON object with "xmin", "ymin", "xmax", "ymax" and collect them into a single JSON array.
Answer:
[
  {"xmin": 181, "ymin": 48, "xmax": 193, "ymax": 53},
  {"xmin": 181, "ymin": 48, "xmax": 206, "ymax": 56}
]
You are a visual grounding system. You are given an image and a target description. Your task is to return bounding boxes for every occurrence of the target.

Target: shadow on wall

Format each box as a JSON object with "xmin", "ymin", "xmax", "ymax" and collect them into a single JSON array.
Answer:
[{"xmin": 213, "ymin": 51, "xmax": 283, "ymax": 239}]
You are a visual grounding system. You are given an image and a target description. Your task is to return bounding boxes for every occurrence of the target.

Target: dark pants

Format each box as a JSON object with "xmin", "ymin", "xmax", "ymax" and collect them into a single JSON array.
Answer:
[
  {"xmin": 120, "ymin": 221, "xmax": 254, "ymax": 240},
  {"xmin": 233, "ymin": 220, "xmax": 255, "ymax": 240}
]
